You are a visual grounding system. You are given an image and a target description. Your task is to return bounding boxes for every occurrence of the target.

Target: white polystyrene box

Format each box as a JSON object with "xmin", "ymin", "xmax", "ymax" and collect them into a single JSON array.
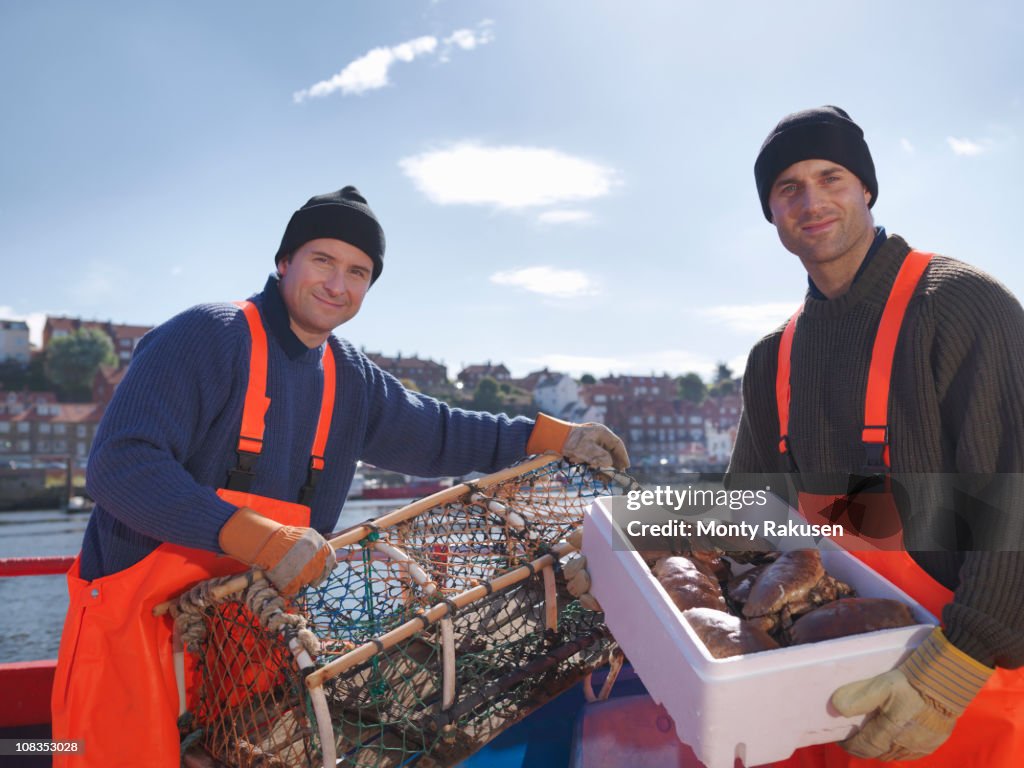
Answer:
[{"xmin": 583, "ymin": 496, "xmax": 938, "ymax": 768}]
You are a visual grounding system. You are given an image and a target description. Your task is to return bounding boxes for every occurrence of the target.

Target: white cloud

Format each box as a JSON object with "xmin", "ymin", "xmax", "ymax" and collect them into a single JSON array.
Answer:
[
  {"xmin": 521, "ymin": 354, "xmax": 628, "ymax": 378},
  {"xmin": 946, "ymin": 136, "xmax": 991, "ymax": 157},
  {"xmin": 699, "ymin": 302, "xmax": 796, "ymax": 334},
  {"xmin": 490, "ymin": 266, "xmax": 599, "ymax": 298},
  {"xmin": 400, "ymin": 142, "xmax": 617, "ymax": 209},
  {"xmin": 25, "ymin": 313, "xmax": 47, "ymax": 348},
  {"xmin": 442, "ymin": 20, "xmax": 495, "ymax": 57},
  {"xmin": 294, "ymin": 36, "xmax": 437, "ymax": 101},
  {"xmin": 518, "ymin": 349, "xmax": 717, "ymax": 379},
  {"xmin": 900, "ymin": 138, "xmax": 915, "ymax": 154},
  {"xmin": 640, "ymin": 350, "xmax": 717, "ymax": 377},
  {"xmin": 293, "ymin": 21, "xmax": 494, "ymax": 102},
  {"xmin": 537, "ymin": 209, "xmax": 593, "ymax": 225}
]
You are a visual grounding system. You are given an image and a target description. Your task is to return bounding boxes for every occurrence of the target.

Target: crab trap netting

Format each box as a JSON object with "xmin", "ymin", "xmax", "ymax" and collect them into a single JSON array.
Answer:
[{"xmin": 171, "ymin": 456, "xmax": 638, "ymax": 768}]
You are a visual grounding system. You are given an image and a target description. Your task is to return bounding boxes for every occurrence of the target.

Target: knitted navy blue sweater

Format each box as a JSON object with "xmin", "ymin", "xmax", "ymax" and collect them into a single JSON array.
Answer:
[{"xmin": 79, "ymin": 275, "xmax": 535, "ymax": 580}]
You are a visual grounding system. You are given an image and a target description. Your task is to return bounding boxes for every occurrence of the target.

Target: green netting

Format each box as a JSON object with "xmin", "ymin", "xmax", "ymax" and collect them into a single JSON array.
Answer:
[{"xmin": 176, "ymin": 458, "xmax": 636, "ymax": 768}]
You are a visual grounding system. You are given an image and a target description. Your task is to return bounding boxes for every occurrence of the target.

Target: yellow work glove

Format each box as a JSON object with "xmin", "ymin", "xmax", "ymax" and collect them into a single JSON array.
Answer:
[
  {"xmin": 527, "ymin": 413, "xmax": 630, "ymax": 470},
  {"xmin": 562, "ymin": 528, "xmax": 602, "ymax": 612},
  {"xmin": 831, "ymin": 628, "xmax": 993, "ymax": 761},
  {"xmin": 219, "ymin": 506, "xmax": 337, "ymax": 596}
]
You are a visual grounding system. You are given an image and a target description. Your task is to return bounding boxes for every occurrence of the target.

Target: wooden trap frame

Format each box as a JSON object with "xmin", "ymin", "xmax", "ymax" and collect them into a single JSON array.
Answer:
[{"xmin": 162, "ymin": 455, "xmax": 637, "ymax": 767}]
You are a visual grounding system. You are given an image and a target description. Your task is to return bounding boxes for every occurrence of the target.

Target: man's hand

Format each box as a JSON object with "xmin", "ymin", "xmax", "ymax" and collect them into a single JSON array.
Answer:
[
  {"xmin": 563, "ymin": 528, "xmax": 602, "ymax": 611},
  {"xmin": 831, "ymin": 628, "xmax": 992, "ymax": 760},
  {"xmin": 527, "ymin": 413, "xmax": 630, "ymax": 470},
  {"xmin": 219, "ymin": 506, "xmax": 337, "ymax": 595}
]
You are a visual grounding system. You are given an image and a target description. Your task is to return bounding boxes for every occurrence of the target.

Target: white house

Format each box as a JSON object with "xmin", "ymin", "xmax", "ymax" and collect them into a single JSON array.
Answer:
[{"xmin": 533, "ymin": 373, "xmax": 581, "ymax": 419}]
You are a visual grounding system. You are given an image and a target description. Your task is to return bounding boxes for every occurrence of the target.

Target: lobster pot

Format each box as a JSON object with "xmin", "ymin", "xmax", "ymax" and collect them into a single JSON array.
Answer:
[
  {"xmin": 175, "ymin": 457, "xmax": 637, "ymax": 768},
  {"xmin": 184, "ymin": 597, "xmax": 319, "ymax": 767},
  {"xmin": 317, "ymin": 569, "xmax": 612, "ymax": 767}
]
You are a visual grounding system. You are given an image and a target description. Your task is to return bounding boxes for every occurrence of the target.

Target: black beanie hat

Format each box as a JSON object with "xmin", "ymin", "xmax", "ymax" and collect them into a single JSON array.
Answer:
[
  {"xmin": 275, "ymin": 186, "xmax": 386, "ymax": 283},
  {"xmin": 754, "ymin": 106, "xmax": 877, "ymax": 222}
]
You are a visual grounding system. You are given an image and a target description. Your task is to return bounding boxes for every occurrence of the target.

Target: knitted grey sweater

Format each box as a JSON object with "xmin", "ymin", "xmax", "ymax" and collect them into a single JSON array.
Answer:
[{"xmin": 729, "ymin": 234, "xmax": 1024, "ymax": 668}]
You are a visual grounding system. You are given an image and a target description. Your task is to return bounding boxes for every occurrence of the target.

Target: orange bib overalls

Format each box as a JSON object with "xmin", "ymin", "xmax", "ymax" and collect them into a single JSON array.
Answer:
[
  {"xmin": 766, "ymin": 251, "xmax": 1024, "ymax": 767},
  {"xmin": 51, "ymin": 301, "xmax": 336, "ymax": 767}
]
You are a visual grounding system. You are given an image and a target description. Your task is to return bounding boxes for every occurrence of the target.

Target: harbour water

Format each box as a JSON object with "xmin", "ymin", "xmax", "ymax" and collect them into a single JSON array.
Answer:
[{"xmin": 0, "ymin": 499, "xmax": 404, "ymax": 663}]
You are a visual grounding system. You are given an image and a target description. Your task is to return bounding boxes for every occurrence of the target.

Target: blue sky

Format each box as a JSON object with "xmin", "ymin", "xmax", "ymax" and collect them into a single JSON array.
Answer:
[{"xmin": 3, "ymin": 1, "xmax": 1022, "ymax": 380}]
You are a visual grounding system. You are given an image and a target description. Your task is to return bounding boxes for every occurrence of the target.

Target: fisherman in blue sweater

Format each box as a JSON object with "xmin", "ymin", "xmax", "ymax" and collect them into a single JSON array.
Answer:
[{"xmin": 51, "ymin": 186, "xmax": 628, "ymax": 768}]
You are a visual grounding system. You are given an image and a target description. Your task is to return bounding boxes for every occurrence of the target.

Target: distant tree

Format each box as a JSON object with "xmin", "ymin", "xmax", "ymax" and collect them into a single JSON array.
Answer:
[
  {"xmin": 710, "ymin": 379, "xmax": 736, "ymax": 396},
  {"xmin": 472, "ymin": 376, "xmax": 504, "ymax": 413},
  {"xmin": 45, "ymin": 329, "xmax": 117, "ymax": 402},
  {"xmin": 499, "ymin": 382, "xmax": 511, "ymax": 394},
  {"xmin": 400, "ymin": 378, "xmax": 420, "ymax": 393},
  {"xmin": 0, "ymin": 359, "xmax": 30, "ymax": 390},
  {"xmin": 708, "ymin": 361, "xmax": 738, "ymax": 397},
  {"xmin": 27, "ymin": 354, "xmax": 48, "ymax": 390},
  {"xmin": 676, "ymin": 372, "xmax": 707, "ymax": 404},
  {"xmin": 580, "ymin": 373, "xmax": 597, "ymax": 385},
  {"xmin": 713, "ymin": 362, "xmax": 734, "ymax": 384}
]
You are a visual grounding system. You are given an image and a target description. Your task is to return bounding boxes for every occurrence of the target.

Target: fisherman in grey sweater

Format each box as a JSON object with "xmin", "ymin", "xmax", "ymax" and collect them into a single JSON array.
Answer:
[{"xmin": 730, "ymin": 106, "xmax": 1024, "ymax": 765}]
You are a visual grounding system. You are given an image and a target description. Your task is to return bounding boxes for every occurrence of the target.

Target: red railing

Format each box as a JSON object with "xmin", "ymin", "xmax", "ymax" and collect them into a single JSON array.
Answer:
[
  {"xmin": 0, "ymin": 556, "xmax": 72, "ymax": 728},
  {"xmin": 0, "ymin": 555, "xmax": 75, "ymax": 577}
]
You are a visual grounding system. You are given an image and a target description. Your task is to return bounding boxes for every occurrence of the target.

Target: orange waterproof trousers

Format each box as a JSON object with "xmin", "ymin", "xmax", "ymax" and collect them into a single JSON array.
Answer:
[{"xmin": 50, "ymin": 490, "xmax": 309, "ymax": 768}]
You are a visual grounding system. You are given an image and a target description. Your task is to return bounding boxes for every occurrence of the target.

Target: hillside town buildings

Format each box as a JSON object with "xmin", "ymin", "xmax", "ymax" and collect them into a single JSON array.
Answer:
[
  {"xmin": 43, "ymin": 316, "xmax": 152, "ymax": 367},
  {"xmin": 364, "ymin": 352, "xmax": 448, "ymax": 393},
  {"xmin": 457, "ymin": 362, "xmax": 511, "ymax": 389},
  {"xmin": 1, "ymin": 312, "xmax": 744, "ymax": 472},
  {"xmin": 0, "ymin": 391, "xmax": 101, "ymax": 464}
]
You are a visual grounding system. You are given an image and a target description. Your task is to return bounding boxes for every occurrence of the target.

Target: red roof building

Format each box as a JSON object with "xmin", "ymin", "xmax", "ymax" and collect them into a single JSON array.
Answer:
[
  {"xmin": 458, "ymin": 362, "xmax": 511, "ymax": 390},
  {"xmin": 0, "ymin": 392, "xmax": 102, "ymax": 462},
  {"xmin": 364, "ymin": 353, "xmax": 448, "ymax": 393},
  {"xmin": 43, "ymin": 316, "xmax": 152, "ymax": 368}
]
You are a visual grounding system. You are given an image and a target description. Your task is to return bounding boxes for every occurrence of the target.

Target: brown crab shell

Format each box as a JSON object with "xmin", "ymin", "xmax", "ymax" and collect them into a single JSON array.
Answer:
[
  {"xmin": 788, "ymin": 597, "xmax": 917, "ymax": 645},
  {"xmin": 683, "ymin": 607, "xmax": 781, "ymax": 659},
  {"xmin": 638, "ymin": 548, "xmax": 680, "ymax": 567},
  {"xmin": 742, "ymin": 550, "xmax": 825, "ymax": 618},
  {"xmin": 641, "ymin": 546, "xmax": 735, "ymax": 580},
  {"xmin": 653, "ymin": 556, "xmax": 727, "ymax": 612},
  {"xmin": 689, "ymin": 550, "xmax": 733, "ymax": 582}
]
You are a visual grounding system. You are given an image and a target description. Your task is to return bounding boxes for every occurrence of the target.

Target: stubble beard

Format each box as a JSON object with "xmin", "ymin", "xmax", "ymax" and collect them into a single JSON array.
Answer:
[{"xmin": 786, "ymin": 214, "xmax": 873, "ymax": 273}]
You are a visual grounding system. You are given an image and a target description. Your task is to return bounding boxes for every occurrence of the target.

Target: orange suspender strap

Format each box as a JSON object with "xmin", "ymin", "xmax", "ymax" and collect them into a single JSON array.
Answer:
[
  {"xmin": 861, "ymin": 250, "xmax": 933, "ymax": 471},
  {"xmin": 775, "ymin": 251, "xmax": 933, "ymax": 472},
  {"xmin": 311, "ymin": 345, "xmax": 336, "ymax": 471},
  {"xmin": 776, "ymin": 306, "xmax": 803, "ymax": 460},
  {"xmin": 234, "ymin": 300, "xmax": 272, "ymax": 454},
  {"xmin": 298, "ymin": 343, "xmax": 336, "ymax": 506},
  {"xmin": 226, "ymin": 301, "xmax": 273, "ymax": 491},
  {"xmin": 227, "ymin": 300, "xmax": 338, "ymax": 503}
]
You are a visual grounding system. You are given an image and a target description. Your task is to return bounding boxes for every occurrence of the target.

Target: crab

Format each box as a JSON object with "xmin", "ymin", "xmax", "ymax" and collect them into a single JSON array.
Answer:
[
  {"xmin": 740, "ymin": 550, "xmax": 855, "ymax": 637},
  {"xmin": 682, "ymin": 607, "xmax": 780, "ymax": 659},
  {"xmin": 639, "ymin": 527, "xmax": 778, "ymax": 584},
  {"xmin": 787, "ymin": 597, "xmax": 916, "ymax": 645},
  {"xmin": 652, "ymin": 556, "xmax": 728, "ymax": 613}
]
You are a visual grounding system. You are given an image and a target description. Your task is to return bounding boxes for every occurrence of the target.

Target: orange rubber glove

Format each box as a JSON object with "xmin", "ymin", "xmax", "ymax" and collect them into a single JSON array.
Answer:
[
  {"xmin": 219, "ymin": 506, "xmax": 336, "ymax": 595},
  {"xmin": 527, "ymin": 413, "xmax": 630, "ymax": 470},
  {"xmin": 831, "ymin": 628, "xmax": 993, "ymax": 760}
]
